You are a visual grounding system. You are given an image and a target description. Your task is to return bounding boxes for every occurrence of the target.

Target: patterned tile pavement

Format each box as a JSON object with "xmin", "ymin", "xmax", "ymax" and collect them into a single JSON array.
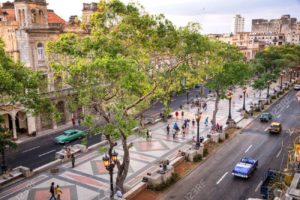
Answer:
[{"xmin": 0, "ymin": 84, "xmax": 279, "ymax": 200}]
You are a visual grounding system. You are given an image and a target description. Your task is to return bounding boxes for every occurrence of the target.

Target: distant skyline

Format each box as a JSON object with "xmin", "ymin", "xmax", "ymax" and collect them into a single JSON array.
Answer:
[{"xmin": 1, "ymin": 0, "xmax": 300, "ymax": 34}]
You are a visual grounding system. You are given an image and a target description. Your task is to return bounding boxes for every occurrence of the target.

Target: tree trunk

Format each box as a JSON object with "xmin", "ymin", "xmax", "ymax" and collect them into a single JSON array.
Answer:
[
  {"xmin": 115, "ymin": 130, "xmax": 130, "ymax": 193},
  {"xmin": 1, "ymin": 149, "xmax": 6, "ymax": 174},
  {"xmin": 212, "ymin": 91, "xmax": 220, "ymax": 126}
]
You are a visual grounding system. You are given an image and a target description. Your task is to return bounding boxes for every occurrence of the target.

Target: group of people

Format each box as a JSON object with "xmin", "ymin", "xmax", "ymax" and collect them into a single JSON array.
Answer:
[
  {"xmin": 191, "ymin": 99, "xmax": 208, "ymax": 111},
  {"xmin": 71, "ymin": 117, "xmax": 82, "ymax": 127},
  {"xmin": 49, "ymin": 182, "xmax": 62, "ymax": 200}
]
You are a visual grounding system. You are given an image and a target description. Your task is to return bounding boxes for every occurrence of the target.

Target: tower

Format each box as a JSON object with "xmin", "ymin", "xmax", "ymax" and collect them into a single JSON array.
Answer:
[
  {"xmin": 14, "ymin": 0, "xmax": 48, "ymax": 28},
  {"xmin": 82, "ymin": 2, "xmax": 98, "ymax": 24},
  {"xmin": 233, "ymin": 14, "xmax": 245, "ymax": 34}
]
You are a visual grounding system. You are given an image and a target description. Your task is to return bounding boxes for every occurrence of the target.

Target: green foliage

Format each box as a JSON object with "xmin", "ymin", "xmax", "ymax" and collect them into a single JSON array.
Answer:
[
  {"xmin": 0, "ymin": 39, "xmax": 52, "ymax": 115},
  {"xmin": 203, "ymin": 148, "xmax": 209, "ymax": 157},
  {"xmin": 148, "ymin": 173, "xmax": 179, "ymax": 191},
  {"xmin": 193, "ymin": 154, "xmax": 202, "ymax": 162}
]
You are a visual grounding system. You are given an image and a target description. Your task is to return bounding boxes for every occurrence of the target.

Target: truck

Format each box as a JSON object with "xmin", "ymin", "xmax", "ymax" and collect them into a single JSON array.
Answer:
[
  {"xmin": 260, "ymin": 169, "xmax": 283, "ymax": 199},
  {"xmin": 232, "ymin": 157, "xmax": 258, "ymax": 178}
]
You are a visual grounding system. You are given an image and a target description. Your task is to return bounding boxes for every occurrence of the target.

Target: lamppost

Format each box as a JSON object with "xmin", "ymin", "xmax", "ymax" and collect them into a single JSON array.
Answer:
[
  {"xmin": 280, "ymin": 71, "xmax": 285, "ymax": 90},
  {"xmin": 242, "ymin": 87, "xmax": 247, "ymax": 111},
  {"xmin": 186, "ymin": 90, "xmax": 190, "ymax": 104},
  {"xmin": 195, "ymin": 112, "xmax": 202, "ymax": 148},
  {"xmin": 103, "ymin": 150, "xmax": 118, "ymax": 198},
  {"xmin": 267, "ymin": 80, "xmax": 271, "ymax": 99},
  {"xmin": 227, "ymin": 90, "xmax": 233, "ymax": 123}
]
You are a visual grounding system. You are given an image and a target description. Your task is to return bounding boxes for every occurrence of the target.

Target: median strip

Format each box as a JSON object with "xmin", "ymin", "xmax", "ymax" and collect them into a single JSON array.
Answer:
[
  {"xmin": 38, "ymin": 150, "xmax": 56, "ymax": 157},
  {"xmin": 216, "ymin": 172, "xmax": 228, "ymax": 185}
]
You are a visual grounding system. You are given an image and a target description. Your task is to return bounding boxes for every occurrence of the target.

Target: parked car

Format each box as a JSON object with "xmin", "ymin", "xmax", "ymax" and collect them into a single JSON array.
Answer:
[
  {"xmin": 294, "ymin": 84, "xmax": 300, "ymax": 90},
  {"xmin": 268, "ymin": 122, "xmax": 282, "ymax": 134},
  {"xmin": 54, "ymin": 129, "xmax": 86, "ymax": 144},
  {"xmin": 259, "ymin": 112, "xmax": 272, "ymax": 122},
  {"xmin": 232, "ymin": 157, "xmax": 258, "ymax": 178}
]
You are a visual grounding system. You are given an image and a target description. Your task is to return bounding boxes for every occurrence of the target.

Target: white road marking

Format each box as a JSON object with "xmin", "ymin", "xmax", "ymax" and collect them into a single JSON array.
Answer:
[
  {"xmin": 286, "ymin": 105, "xmax": 290, "ymax": 108},
  {"xmin": 245, "ymin": 145, "xmax": 253, "ymax": 153},
  {"xmin": 38, "ymin": 150, "xmax": 56, "ymax": 157},
  {"xmin": 22, "ymin": 146, "xmax": 40, "ymax": 153},
  {"xmin": 264, "ymin": 127, "xmax": 269, "ymax": 132},
  {"xmin": 255, "ymin": 180, "xmax": 263, "ymax": 192},
  {"xmin": 277, "ymin": 114, "xmax": 281, "ymax": 118},
  {"xmin": 216, "ymin": 172, "xmax": 228, "ymax": 185},
  {"xmin": 276, "ymin": 140, "xmax": 284, "ymax": 158},
  {"xmin": 276, "ymin": 149, "xmax": 282, "ymax": 158}
]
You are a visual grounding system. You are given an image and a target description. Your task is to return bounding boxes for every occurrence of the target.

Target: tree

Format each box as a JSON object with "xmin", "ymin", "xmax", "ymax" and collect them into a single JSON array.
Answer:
[
  {"xmin": 0, "ymin": 118, "xmax": 17, "ymax": 174},
  {"xmin": 204, "ymin": 41, "xmax": 251, "ymax": 125},
  {"xmin": 47, "ymin": 0, "xmax": 208, "ymax": 192}
]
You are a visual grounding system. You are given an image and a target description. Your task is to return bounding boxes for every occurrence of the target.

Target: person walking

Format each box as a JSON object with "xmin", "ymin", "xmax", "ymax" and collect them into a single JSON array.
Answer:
[
  {"xmin": 204, "ymin": 117, "xmax": 209, "ymax": 127},
  {"xmin": 55, "ymin": 185, "xmax": 63, "ymax": 200},
  {"xmin": 71, "ymin": 117, "xmax": 75, "ymax": 126},
  {"xmin": 173, "ymin": 122, "xmax": 179, "ymax": 132},
  {"xmin": 49, "ymin": 182, "xmax": 56, "ymax": 200},
  {"xmin": 172, "ymin": 130, "xmax": 176, "ymax": 140},
  {"xmin": 71, "ymin": 154, "xmax": 75, "ymax": 168},
  {"xmin": 166, "ymin": 124, "xmax": 170, "ymax": 135},
  {"xmin": 77, "ymin": 118, "xmax": 81, "ymax": 126},
  {"xmin": 192, "ymin": 119, "xmax": 195, "ymax": 127},
  {"xmin": 181, "ymin": 110, "xmax": 184, "ymax": 119},
  {"xmin": 148, "ymin": 130, "xmax": 152, "ymax": 142},
  {"xmin": 175, "ymin": 111, "xmax": 179, "ymax": 119}
]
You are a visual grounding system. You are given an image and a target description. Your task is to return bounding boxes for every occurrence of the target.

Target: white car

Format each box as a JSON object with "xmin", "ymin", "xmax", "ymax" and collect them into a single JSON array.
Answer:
[{"xmin": 294, "ymin": 84, "xmax": 300, "ymax": 90}]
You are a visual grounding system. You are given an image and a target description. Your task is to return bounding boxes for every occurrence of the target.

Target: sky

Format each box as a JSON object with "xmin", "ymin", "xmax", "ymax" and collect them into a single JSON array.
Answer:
[{"xmin": 3, "ymin": 0, "xmax": 300, "ymax": 34}]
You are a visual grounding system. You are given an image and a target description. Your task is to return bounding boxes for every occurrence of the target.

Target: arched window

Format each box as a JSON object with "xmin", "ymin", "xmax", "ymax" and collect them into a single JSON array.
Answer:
[
  {"xmin": 31, "ymin": 9, "xmax": 36, "ymax": 23},
  {"xmin": 37, "ymin": 43, "xmax": 45, "ymax": 60}
]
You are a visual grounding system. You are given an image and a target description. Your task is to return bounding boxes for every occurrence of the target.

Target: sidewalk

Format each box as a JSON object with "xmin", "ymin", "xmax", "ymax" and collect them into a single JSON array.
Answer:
[{"xmin": 0, "ymin": 84, "xmax": 279, "ymax": 200}]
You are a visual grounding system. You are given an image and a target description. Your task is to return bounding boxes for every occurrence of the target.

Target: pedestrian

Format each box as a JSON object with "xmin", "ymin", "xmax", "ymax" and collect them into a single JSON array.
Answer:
[
  {"xmin": 205, "ymin": 117, "xmax": 209, "ymax": 126},
  {"xmin": 216, "ymin": 123, "xmax": 220, "ymax": 132},
  {"xmin": 192, "ymin": 119, "xmax": 195, "ymax": 127},
  {"xmin": 173, "ymin": 122, "xmax": 179, "ymax": 132},
  {"xmin": 77, "ymin": 118, "xmax": 81, "ymax": 126},
  {"xmin": 148, "ymin": 130, "xmax": 152, "ymax": 142},
  {"xmin": 49, "ymin": 182, "xmax": 56, "ymax": 200},
  {"xmin": 71, "ymin": 117, "xmax": 75, "ymax": 126},
  {"xmin": 146, "ymin": 129, "xmax": 149, "ymax": 141},
  {"xmin": 203, "ymin": 102, "xmax": 207, "ymax": 111},
  {"xmin": 181, "ymin": 110, "xmax": 184, "ymax": 119},
  {"xmin": 182, "ymin": 127, "xmax": 186, "ymax": 137},
  {"xmin": 66, "ymin": 147, "xmax": 71, "ymax": 159},
  {"xmin": 55, "ymin": 185, "xmax": 63, "ymax": 200},
  {"xmin": 172, "ymin": 130, "xmax": 176, "ymax": 140},
  {"xmin": 166, "ymin": 124, "xmax": 170, "ymax": 135},
  {"xmin": 71, "ymin": 154, "xmax": 75, "ymax": 168},
  {"xmin": 175, "ymin": 111, "xmax": 179, "ymax": 119}
]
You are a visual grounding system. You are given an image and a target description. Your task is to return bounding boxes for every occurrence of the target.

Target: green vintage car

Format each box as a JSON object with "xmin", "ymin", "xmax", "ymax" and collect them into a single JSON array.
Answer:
[{"xmin": 54, "ymin": 129, "xmax": 86, "ymax": 144}]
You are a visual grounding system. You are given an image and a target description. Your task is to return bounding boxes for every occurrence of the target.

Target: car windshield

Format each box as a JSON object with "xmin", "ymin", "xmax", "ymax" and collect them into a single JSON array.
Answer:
[{"xmin": 271, "ymin": 125, "xmax": 279, "ymax": 128}]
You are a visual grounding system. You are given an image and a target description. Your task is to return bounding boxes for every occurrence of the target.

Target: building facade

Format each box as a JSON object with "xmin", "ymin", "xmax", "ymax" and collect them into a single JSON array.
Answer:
[
  {"xmin": 0, "ymin": 0, "xmax": 92, "ymax": 140},
  {"xmin": 233, "ymin": 14, "xmax": 245, "ymax": 34}
]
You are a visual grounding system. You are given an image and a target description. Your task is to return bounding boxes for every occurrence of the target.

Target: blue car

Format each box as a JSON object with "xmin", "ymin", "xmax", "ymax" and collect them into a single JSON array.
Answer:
[{"xmin": 232, "ymin": 157, "xmax": 258, "ymax": 178}]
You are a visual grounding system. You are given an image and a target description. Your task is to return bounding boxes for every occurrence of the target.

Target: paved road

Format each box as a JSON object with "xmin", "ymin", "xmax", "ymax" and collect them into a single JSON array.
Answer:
[
  {"xmin": 161, "ymin": 89, "xmax": 300, "ymax": 200},
  {"xmin": 6, "ymin": 88, "xmax": 202, "ymax": 169}
]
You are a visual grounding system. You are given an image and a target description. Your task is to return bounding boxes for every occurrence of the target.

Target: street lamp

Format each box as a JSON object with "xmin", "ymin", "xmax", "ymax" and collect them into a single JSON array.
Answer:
[
  {"xmin": 280, "ymin": 71, "xmax": 285, "ymax": 90},
  {"xmin": 227, "ymin": 90, "xmax": 233, "ymax": 123},
  {"xmin": 242, "ymin": 87, "xmax": 247, "ymax": 111},
  {"xmin": 186, "ymin": 90, "xmax": 190, "ymax": 104},
  {"xmin": 267, "ymin": 80, "xmax": 271, "ymax": 99},
  {"xmin": 103, "ymin": 150, "xmax": 118, "ymax": 198},
  {"xmin": 195, "ymin": 112, "xmax": 202, "ymax": 148}
]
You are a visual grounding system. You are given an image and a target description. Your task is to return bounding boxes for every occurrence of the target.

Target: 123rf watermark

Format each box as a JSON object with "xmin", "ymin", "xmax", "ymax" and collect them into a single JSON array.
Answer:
[{"xmin": 184, "ymin": 180, "xmax": 206, "ymax": 200}]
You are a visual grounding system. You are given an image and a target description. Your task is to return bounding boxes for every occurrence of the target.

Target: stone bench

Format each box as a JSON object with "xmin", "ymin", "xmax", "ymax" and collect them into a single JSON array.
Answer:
[
  {"xmin": 0, "ymin": 166, "xmax": 30, "ymax": 187},
  {"xmin": 123, "ymin": 182, "xmax": 147, "ymax": 200}
]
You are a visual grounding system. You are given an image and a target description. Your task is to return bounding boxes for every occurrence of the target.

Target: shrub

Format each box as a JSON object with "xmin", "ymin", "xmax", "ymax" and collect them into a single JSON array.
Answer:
[
  {"xmin": 203, "ymin": 148, "xmax": 209, "ymax": 157},
  {"xmin": 149, "ymin": 173, "xmax": 179, "ymax": 191},
  {"xmin": 271, "ymin": 95, "xmax": 276, "ymax": 100},
  {"xmin": 218, "ymin": 138, "xmax": 224, "ymax": 143},
  {"xmin": 193, "ymin": 154, "xmax": 202, "ymax": 162},
  {"xmin": 225, "ymin": 133, "xmax": 229, "ymax": 139}
]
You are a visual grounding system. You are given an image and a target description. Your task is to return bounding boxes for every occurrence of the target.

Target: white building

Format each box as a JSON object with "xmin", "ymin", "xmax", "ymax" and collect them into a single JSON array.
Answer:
[{"xmin": 233, "ymin": 14, "xmax": 245, "ymax": 34}]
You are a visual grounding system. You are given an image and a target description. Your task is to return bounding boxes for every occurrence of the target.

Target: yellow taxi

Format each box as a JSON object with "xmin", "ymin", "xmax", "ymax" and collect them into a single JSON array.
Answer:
[{"xmin": 268, "ymin": 122, "xmax": 282, "ymax": 134}]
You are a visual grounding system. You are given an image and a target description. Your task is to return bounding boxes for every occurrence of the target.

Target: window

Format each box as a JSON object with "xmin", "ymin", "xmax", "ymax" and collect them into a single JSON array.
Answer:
[{"xmin": 37, "ymin": 43, "xmax": 45, "ymax": 60}]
